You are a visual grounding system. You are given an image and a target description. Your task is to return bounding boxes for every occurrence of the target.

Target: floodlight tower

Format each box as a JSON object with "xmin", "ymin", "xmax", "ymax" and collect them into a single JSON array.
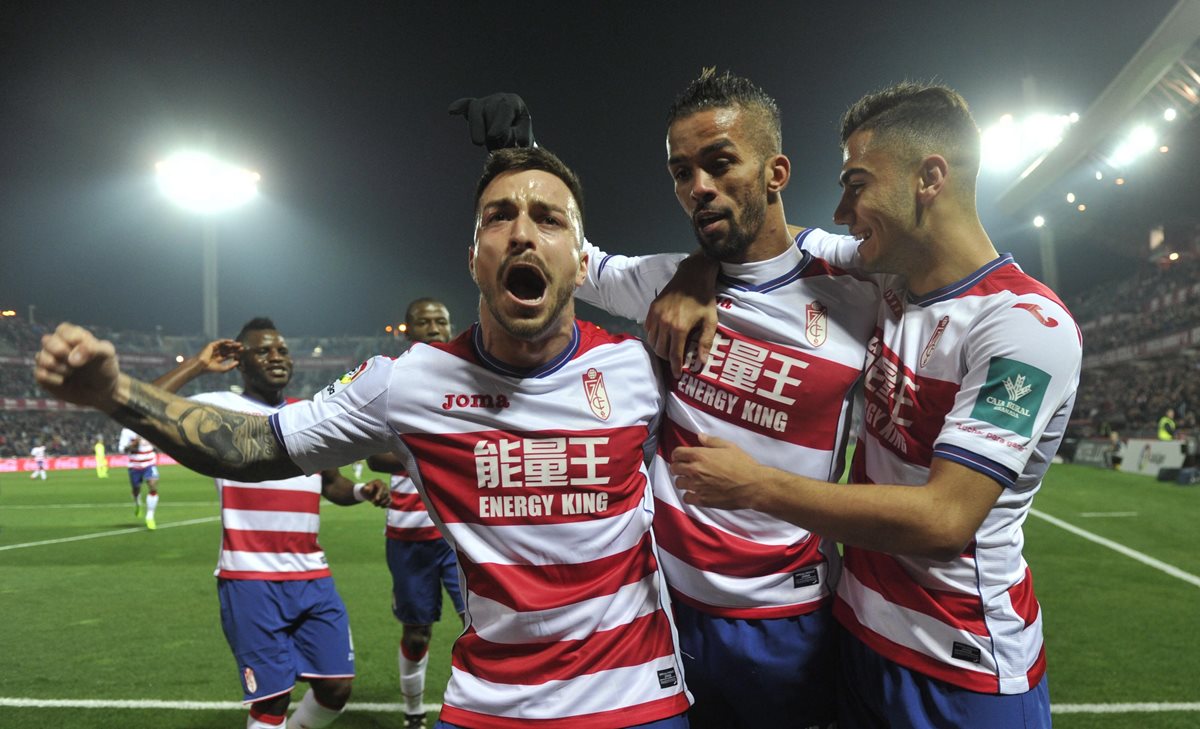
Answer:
[{"xmin": 156, "ymin": 151, "xmax": 261, "ymax": 340}]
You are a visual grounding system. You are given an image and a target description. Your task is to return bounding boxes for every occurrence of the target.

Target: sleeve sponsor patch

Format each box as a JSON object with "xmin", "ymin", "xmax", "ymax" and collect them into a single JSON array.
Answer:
[
  {"xmin": 320, "ymin": 359, "xmax": 370, "ymax": 400},
  {"xmin": 970, "ymin": 357, "xmax": 1050, "ymax": 438}
]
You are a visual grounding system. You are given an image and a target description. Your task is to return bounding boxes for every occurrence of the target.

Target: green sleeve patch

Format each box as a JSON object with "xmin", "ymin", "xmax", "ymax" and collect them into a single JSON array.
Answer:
[{"xmin": 969, "ymin": 357, "xmax": 1051, "ymax": 438}]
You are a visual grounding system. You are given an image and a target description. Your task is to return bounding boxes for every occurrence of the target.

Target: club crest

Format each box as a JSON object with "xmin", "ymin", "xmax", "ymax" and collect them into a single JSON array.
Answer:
[
  {"xmin": 920, "ymin": 316, "xmax": 950, "ymax": 368},
  {"xmin": 243, "ymin": 667, "xmax": 257, "ymax": 693},
  {"xmin": 582, "ymin": 368, "xmax": 611, "ymax": 420},
  {"xmin": 805, "ymin": 302, "xmax": 828, "ymax": 347}
]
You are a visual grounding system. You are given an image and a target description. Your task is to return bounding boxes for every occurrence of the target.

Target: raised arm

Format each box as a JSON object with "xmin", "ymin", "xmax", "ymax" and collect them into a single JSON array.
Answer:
[
  {"xmin": 35, "ymin": 323, "xmax": 299, "ymax": 482},
  {"xmin": 154, "ymin": 339, "xmax": 242, "ymax": 393}
]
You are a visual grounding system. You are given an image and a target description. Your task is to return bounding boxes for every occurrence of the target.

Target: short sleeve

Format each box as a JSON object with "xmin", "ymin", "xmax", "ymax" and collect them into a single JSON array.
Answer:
[
  {"xmin": 576, "ymin": 238, "xmax": 688, "ymax": 323},
  {"xmin": 934, "ymin": 298, "xmax": 1082, "ymax": 484},
  {"xmin": 270, "ymin": 356, "xmax": 402, "ymax": 475},
  {"xmin": 795, "ymin": 228, "xmax": 863, "ymax": 270}
]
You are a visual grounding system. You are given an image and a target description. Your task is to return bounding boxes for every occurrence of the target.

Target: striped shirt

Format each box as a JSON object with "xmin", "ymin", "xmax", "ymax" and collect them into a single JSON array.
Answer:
[
  {"xmin": 271, "ymin": 322, "xmax": 690, "ymax": 728},
  {"xmin": 578, "ymin": 230, "xmax": 878, "ymax": 617},
  {"xmin": 191, "ymin": 391, "xmax": 330, "ymax": 581},
  {"xmin": 804, "ymin": 234, "xmax": 1082, "ymax": 694},
  {"xmin": 118, "ymin": 428, "xmax": 158, "ymax": 469}
]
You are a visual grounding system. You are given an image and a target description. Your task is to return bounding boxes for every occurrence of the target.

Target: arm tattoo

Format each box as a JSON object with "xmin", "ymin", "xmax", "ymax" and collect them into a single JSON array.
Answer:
[{"xmin": 112, "ymin": 379, "xmax": 298, "ymax": 481}]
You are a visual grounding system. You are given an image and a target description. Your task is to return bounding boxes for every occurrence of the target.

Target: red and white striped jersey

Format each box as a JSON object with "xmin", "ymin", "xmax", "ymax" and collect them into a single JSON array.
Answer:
[
  {"xmin": 578, "ymin": 230, "xmax": 877, "ymax": 618},
  {"xmin": 119, "ymin": 428, "xmax": 158, "ymax": 469},
  {"xmin": 804, "ymin": 234, "xmax": 1082, "ymax": 694},
  {"xmin": 271, "ymin": 322, "xmax": 690, "ymax": 728},
  {"xmin": 387, "ymin": 472, "xmax": 440, "ymax": 542},
  {"xmin": 190, "ymin": 391, "xmax": 331, "ymax": 582}
]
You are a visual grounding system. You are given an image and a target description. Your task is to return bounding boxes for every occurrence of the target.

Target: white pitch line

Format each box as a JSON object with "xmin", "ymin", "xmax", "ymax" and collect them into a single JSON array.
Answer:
[
  {"xmin": 2, "ymin": 502, "xmax": 215, "ymax": 510},
  {"xmin": 1, "ymin": 697, "xmax": 1196, "ymax": 715},
  {"xmin": 0, "ymin": 516, "xmax": 220, "ymax": 552},
  {"xmin": 1078, "ymin": 511, "xmax": 1139, "ymax": 518},
  {"xmin": 1031, "ymin": 508, "xmax": 1200, "ymax": 588}
]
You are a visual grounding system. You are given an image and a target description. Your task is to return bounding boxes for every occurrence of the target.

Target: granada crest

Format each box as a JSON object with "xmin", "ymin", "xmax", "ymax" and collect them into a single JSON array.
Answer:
[
  {"xmin": 920, "ymin": 316, "xmax": 950, "ymax": 368},
  {"xmin": 805, "ymin": 301, "xmax": 828, "ymax": 347},
  {"xmin": 582, "ymin": 367, "xmax": 611, "ymax": 420},
  {"xmin": 243, "ymin": 667, "xmax": 258, "ymax": 693}
]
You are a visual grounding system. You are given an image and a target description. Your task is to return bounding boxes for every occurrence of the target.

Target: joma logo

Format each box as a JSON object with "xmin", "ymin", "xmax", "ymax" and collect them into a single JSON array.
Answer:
[{"xmin": 442, "ymin": 393, "xmax": 512, "ymax": 411}]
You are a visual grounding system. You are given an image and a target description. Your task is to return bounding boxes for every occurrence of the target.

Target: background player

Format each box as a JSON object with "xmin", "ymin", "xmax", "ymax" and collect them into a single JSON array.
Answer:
[
  {"xmin": 29, "ymin": 440, "xmax": 49, "ymax": 480},
  {"xmin": 35, "ymin": 146, "xmax": 692, "ymax": 728},
  {"xmin": 664, "ymin": 82, "xmax": 1081, "ymax": 729},
  {"xmin": 154, "ymin": 319, "xmax": 390, "ymax": 729},
  {"xmin": 369, "ymin": 297, "xmax": 464, "ymax": 729},
  {"xmin": 94, "ymin": 435, "xmax": 109, "ymax": 478},
  {"xmin": 118, "ymin": 427, "xmax": 159, "ymax": 528}
]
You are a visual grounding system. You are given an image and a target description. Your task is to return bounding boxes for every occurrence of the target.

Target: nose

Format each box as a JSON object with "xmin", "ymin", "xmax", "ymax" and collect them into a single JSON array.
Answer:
[
  {"xmin": 833, "ymin": 191, "xmax": 853, "ymax": 227},
  {"xmin": 507, "ymin": 211, "xmax": 538, "ymax": 251},
  {"xmin": 689, "ymin": 170, "xmax": 717, "ymax": 205}
]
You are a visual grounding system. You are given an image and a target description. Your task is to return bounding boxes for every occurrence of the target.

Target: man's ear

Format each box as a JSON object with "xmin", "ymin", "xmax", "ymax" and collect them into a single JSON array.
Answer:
[
  {"xmin": 917, "ymin": 154, "xmax": 948, "ymax": 203},
  {"xmin": 468, "ymin": 243, "xmax": 478, "ymax": 283},
  {"xmin": 766, "ymin": 153, "xmax": 791, "ymax": 193}
]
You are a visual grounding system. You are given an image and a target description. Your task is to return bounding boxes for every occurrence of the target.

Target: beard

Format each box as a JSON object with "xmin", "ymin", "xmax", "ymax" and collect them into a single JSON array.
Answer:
[
  {"xmin": 691, "ymin": 177, "xmax": 768, "ymax": 263},
  {"xmin": 478, "ymin": 272, "xmax": 575, "ymax": 342}
]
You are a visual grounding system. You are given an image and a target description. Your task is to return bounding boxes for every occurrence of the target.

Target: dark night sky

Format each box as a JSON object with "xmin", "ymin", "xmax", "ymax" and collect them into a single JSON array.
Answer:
[{"xmin": 0, "ymin": 1, "xmax": 1187, "ymax": 337}]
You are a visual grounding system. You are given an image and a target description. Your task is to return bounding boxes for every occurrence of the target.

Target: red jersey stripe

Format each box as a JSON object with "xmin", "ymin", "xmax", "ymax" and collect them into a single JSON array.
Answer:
[
  {"xmin": 221, "ymin": 486, "xmax": 321, "ymax": 513},
  {"xmin": 654, "ymin": 499, "xmax": 822, "ymax": 577},
  {"xmin": 844, "ymin": 547, "xmax": 989, "ymax": 635},
  {"xmin": 451, "ymin": 610, "xmax": 677, "ymax": 684},
  {"xmin": 223, "ymin": 528, "xmax": 322, "ymax": 555},
  {"xmin": 459, "ymin": 533, "xmax": 658, "ymax": 612}
]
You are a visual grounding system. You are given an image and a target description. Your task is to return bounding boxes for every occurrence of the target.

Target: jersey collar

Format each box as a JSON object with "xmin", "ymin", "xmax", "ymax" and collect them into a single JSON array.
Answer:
[{"xmin": 470, "ymin": 321, "xmax": 581, "ymax": 379}]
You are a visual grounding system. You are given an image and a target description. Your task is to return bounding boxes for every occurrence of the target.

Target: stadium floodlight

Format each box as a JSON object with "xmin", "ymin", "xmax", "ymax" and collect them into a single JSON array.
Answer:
[
  {"xmin": 156, "ymin": 150, "xmax": 261, "ymax": 339},
  {"xmin": 981, "ymin": 112, "xmax": 1077, "ymax": 173},
  {"xmin": 1066, "ymin": 192, "xmax": 1076, "ymax": 203},
  {"xmin": 1108, "ymin": 124, "xmax": 1157, "ymax": 167},
  {"xmin": 1164, "ymin": 108, "xmax": 1178, "ymax": 122},
  {"xmin": 1033, "ymin": 215, "xmax": 1046, "ymax": 228},
  {"xmin": 156, "ymin": 152, "xmax": 260, "ymax": 215}
]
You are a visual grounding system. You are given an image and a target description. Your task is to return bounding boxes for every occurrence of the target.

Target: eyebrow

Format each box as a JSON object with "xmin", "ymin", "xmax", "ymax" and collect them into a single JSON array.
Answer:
[
  {"xmin": 480, "ymin": 197, "xmax": 569, "ymax": 217},
  {"xmin": 667, "ymin": 139, "xmax": 736, "ymax": 167}
]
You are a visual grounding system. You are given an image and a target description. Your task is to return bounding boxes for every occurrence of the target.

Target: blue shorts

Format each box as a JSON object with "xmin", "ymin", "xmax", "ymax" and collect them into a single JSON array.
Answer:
[
  {"xmin": 434, "ymin": 713, "xmax": 689, "ymax": 729},
  {"xmin": 217, "ymin": 577, "xmax": 355, "ymax": 703},
  {"xmin": 387, "ymin": 538, "xmax": 465, "ymax": 625},
  {"xmin": 128, "ymin": 466, "xmax": 159, "ymax": 487},
  {"xmin": 672, "ymin": 600, "xmax": 837, "ymax": 728},
  {"xmin": 837, "ymin": 629, "xmax": 1051, "ymax": 728}
]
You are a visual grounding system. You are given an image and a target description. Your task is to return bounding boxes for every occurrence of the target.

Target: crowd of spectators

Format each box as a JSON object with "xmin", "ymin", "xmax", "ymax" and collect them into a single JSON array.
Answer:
[
  {"xmin": 1071, "ymin": 355, "xmax": 1200, "ymax": 438},
  {"xmin": 1070, "ymin": 255, "xmax": 1200, "ymax": 352},
  {"xmin": 0, "ymin": 410, "xmax": 122, "ymax": 459}
]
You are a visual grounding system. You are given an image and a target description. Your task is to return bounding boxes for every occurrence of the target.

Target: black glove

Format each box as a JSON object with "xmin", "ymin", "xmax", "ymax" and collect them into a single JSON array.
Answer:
[{"xmin": 448, "ymin": 93, "xmax": 535, "ymax": 151}]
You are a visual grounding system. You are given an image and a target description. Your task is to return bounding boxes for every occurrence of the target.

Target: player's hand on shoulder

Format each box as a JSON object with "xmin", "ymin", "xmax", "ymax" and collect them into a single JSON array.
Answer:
[
  {"xmin": 34, "ymin": 322, "xmax": 123, "ymax": 411},
  {"xmin": 448, "ymin": 93, "xmax": 535, "ymax": 151},
  {"xmin": 644, "ymin": 253, "xmax": 720, "ymax": 375}
]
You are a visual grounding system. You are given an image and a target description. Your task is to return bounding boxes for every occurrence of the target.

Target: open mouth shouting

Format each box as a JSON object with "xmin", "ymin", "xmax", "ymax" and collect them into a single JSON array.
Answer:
[{"xmin": 503, "ymin": 261, "xmax": 549, "ymax": 307}]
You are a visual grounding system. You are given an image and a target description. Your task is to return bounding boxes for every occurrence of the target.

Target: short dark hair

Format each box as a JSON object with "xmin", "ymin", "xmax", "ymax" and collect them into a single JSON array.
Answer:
[
  {"xmin": 840, "ymin": 81, "xmax": 981, "ymax": 178},
  {"xmin": 474, "ymin": 146, "xmax": 585, "ymax": 232},
  {"xmin": 235, "ymin": 317, "xmax": 278, "ymax": 343},
  {"xmin": 405, "ymin": 297, "xmax": 448, "ymax": 324},
  {"xmin": 667, "ymin": 68, "xmax": 782, "ymax": 156}
]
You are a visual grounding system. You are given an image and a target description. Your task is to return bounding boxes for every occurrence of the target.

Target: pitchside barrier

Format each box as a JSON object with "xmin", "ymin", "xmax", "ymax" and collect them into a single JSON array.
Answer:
[
  {"xmin": 0, "ymin": 454, "xmax": 180, "ymax": 473},
  {"xmin": 1125, "ymin": 438, "xmax": 1188, "ymax": 478}
]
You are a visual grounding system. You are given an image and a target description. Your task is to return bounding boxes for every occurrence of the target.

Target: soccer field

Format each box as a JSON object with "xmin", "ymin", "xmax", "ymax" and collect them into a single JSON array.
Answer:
[{"xmin": 1, "ymin": 463, "xmax": 1197, "ymax": 728}]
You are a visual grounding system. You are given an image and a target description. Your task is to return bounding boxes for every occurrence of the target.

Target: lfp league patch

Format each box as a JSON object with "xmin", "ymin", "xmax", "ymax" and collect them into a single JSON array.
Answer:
[
  {"xmin": 970, "ymin": 356, "xmax": 1051, "ymax": 438},
  {"xmin": 322, "ymin": 360, "xmax": 371, "ymax": 400}
]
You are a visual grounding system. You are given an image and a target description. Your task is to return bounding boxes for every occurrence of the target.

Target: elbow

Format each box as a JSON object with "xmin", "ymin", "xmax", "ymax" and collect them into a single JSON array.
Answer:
[{"xmin": 917, "ymin": 521, "xmax": 977, "ymax": 562}]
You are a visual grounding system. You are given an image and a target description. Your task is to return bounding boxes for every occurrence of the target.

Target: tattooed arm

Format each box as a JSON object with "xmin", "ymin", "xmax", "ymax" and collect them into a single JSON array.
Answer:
[{"xmin": 35, "ymin": 323, "xmax": 300, "ymax": 482}]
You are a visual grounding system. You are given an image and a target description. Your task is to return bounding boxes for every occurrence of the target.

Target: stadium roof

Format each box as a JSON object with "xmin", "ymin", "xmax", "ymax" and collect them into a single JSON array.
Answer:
[{"xmin": 998, "ymin": 0, "xmax": 1200, "ymax": 216}]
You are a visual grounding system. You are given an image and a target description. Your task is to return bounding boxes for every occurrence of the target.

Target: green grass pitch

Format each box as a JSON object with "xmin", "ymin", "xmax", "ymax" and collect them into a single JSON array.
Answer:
[{"xmin": 0, "ymin": 462, "xmax": 1197, "ymax": 728}]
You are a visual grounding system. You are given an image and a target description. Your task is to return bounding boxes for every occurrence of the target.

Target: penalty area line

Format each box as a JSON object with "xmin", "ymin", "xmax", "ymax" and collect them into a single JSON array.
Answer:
[
  {"xmin": 1, "ymin": 697, "xmax": 1198, "ymax": 715},
  {"xmin": 0, "ymin": 516, "xmax": 220, "ymax": 552}
]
